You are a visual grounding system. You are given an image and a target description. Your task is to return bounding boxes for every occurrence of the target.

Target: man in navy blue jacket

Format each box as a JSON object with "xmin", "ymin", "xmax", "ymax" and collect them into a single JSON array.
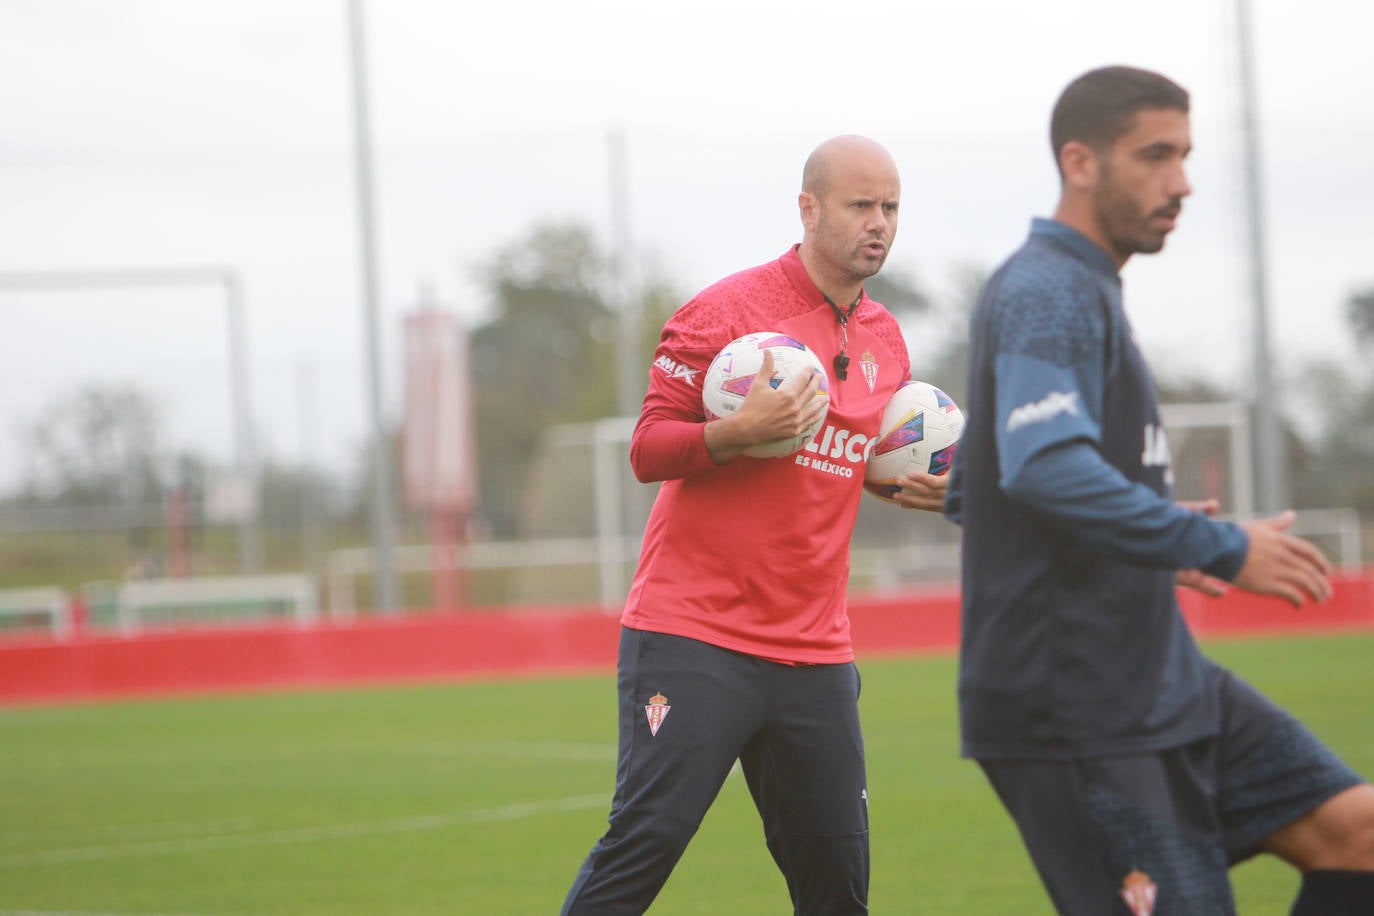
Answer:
[{"xmin": 945, "ymin": 65, "xmax": 1374, "ymax": 914}]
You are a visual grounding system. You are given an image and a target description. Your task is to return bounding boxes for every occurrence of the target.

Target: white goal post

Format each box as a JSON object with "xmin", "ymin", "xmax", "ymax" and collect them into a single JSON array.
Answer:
[
  {"xmin": 0, "ymin": 587, "xmax": 73, "ymax": 639},
  {"xmin": 1159, "ymin": 401, "xmax": 1362, "ymax": 568},
  {"xmin": 112, "ymin": 574, "xmax": 319, "ymax": 633},
  {"xmin": 1159, "ymin": 401, "xmax": 1254, "ymax": 519}
]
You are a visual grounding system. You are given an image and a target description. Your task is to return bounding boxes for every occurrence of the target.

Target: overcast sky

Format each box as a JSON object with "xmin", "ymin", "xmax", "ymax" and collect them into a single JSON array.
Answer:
[{"xmin": 2, "ymin": 0, "xmax": 1371, "ymax": 489}]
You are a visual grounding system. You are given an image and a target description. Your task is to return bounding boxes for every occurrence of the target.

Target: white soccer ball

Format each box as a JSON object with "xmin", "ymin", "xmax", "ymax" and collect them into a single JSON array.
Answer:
[
  {"xmin": 701, "ymin": 331, "xmax": 830, "ymax": 458},
  {"xmin": 863, "ymin": 380, "xmax": 965, "ymax": 503}
]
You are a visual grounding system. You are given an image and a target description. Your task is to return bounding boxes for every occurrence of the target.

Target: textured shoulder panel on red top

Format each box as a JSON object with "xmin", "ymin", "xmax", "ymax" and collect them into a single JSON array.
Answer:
[
  {"xmin": 663, "ymin": 256, "xmax": 801, "ymax": 350},
  {"xmin": 855, "ymin": 297, "xmax": 909, "ymax": 372}
]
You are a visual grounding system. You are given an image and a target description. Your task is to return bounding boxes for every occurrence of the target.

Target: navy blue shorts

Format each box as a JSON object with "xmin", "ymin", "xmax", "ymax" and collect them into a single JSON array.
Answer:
[
  {"xmin": 979, "ymin": 665, "xmax": 1364, "ymax": 915},
  {"xmin": 562, "ymin": 627, "xmax": 870, "ymax": 915}
]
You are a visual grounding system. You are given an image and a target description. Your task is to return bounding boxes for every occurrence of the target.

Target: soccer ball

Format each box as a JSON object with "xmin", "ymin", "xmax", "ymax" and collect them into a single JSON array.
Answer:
[
  {"xmin": 702, "ymin": 331, "xmax": 830, "ymax": 458},
  {"xmin": 863, "ymin": 380, "xmax": 965, "ymax": 503}
]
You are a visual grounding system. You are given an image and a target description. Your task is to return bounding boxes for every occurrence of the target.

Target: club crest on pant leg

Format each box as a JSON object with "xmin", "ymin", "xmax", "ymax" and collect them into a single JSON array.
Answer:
[
  {"xmin": 1119, "ymin": 870, "xmax": 1157, "ymax": 916},
  {"xmin": 644, "ymin": 692, "xmax": 671, "ymax": 736}
]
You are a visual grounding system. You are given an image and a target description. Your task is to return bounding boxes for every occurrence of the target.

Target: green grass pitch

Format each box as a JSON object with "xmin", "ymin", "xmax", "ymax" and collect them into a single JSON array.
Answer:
[{"xmin": 1, "ymin": 632, "xmax": 1371, "ymax": 914}]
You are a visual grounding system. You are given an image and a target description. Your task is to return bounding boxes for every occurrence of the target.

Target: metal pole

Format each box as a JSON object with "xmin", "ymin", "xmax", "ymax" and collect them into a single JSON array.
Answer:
[
  {"xmin": 1228, "ymin": 402, "xmax": 1255, "ymax": 520},
  {"xmin": 296, "ymin": 357, "xmax": 325, "ymax": 593},
  {"xmin": 223, "ymin": 272, "xmax": 263, "ymax": 571},
  {"xmin": 1236, "ymin": 0, "xmax": 1288, "ymax": 513},
  {"xmin": 347, "ymin": 0, "xmax": 399, "ymax": 611},
  {"xmin": 606, "ymin": 126, "xmax": 654, "ymax": 570},
  {"xmin": 607, "ymin": 123, "xmax": 641, "ymax": 419},
  {"xmin": 592, "ymin": 419, "xmax": 625, "ymax": 609}
]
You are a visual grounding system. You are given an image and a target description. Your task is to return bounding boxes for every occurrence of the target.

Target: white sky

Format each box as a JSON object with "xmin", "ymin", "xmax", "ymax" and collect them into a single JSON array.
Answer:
[{"xmin": 1, "ymin": 0, "xmax": 1371, "ymax": 488}]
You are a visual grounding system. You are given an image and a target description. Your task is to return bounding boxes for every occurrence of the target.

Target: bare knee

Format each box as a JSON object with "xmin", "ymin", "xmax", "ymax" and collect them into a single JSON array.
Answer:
[{"xmin": 1263, "ymin": 784, "xmax": 1374, "ymax": 871}]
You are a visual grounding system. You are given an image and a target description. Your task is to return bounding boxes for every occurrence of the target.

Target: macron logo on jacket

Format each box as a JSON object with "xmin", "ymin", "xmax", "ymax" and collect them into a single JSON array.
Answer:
[
  {"xmin": 1006, "ymin": 391, "xmax": 1080, "ymax": 432},
  {"xmin": 653, "ymin": 355, "xmax": 699, "ymax": 386}
]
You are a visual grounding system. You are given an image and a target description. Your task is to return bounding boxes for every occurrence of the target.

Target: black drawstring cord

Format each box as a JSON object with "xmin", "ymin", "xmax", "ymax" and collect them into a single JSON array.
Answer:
[{"xmin": 823, "ymin": 293, "xmax": 861, "ymax": 380}]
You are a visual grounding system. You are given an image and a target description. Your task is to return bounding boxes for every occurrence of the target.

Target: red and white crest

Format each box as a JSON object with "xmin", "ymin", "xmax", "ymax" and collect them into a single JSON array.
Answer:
[
  {"xmin": 644, "ymin": 692, "xmax": 671, "ymax": 737},
  {"xmin": 860, "ymin": 350, "xmax": 878, "ymax": 392},
  {"xmin": 1120, "ymin": 870, "xmax": 1157, "ymax": 916}
]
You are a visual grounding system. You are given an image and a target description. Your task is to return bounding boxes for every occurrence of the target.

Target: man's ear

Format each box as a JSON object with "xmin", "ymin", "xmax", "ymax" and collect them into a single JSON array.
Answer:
[
  {"xmin": 799, "ymin": 191, "xmax": 819, "ymax": 232},
  {"xmin": 1058, "ymin": 140, "xmax": 1100, "ymax": 192}
]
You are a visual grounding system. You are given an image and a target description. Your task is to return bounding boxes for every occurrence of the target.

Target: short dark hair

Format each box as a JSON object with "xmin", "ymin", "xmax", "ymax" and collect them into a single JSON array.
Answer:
[{"xmin": 1050, "ymin": 65, "xmax": 1189, "ymax": 171}]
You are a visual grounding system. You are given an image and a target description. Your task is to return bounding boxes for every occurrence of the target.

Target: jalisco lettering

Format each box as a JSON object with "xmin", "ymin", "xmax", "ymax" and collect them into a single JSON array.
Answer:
[
  {"xmin": 805, "ymin": 424, "xmax": 873, "ymax": 463},
  {"xmin": 790, "ymin": 422, "xmax": 877, "ymax": 478}
]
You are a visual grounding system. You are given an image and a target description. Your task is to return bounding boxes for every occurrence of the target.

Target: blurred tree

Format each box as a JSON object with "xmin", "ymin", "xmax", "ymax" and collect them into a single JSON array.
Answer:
[
  {"xmin": 1154, "ymin": 376, "xmax": 1234, "ymax": 403},
  {"xmin": 1295, "ymin": 361, "xmax": 1374, "ymax": 513},
  {"xmin": 468, "ymin": 222, "xmax": 681, "ymax": 538},
  {"xmin": 343, "ymin": 425, "xmax": 402, "ymax": 531},
  {"xmin": 631, "ymin": 251, "xmax": 688, "ymax": 368},
  {"xmin": 1292, "ymin": 291, "xmax": 1374, "ymax": 515},
  {"xmin": 253, "ymin": 461, "xmax": 334, "ymax": 531},
  {"xmin": 865, "ymin": 267, "xmax": 933, "ymax": 319},
  {"xmin": 17, "ymin": 382, "xmax": 165, "ymax": 506},
  {"xmin": 853, "ymin": 265, "xmax": 981, "ymax": 548},
  {"xmin": 1344, "ymin": 285, "xmax": 1374, "ymax": 348},
  {"xmin": 905, "ymin": 264, "xmax": 985, "ymax": 406}
]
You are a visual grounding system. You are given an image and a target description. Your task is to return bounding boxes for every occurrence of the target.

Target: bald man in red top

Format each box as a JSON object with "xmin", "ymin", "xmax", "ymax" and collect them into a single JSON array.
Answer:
[{"xmin": 560, "ymin": 137, "xmax": 946, "ymax": 915}]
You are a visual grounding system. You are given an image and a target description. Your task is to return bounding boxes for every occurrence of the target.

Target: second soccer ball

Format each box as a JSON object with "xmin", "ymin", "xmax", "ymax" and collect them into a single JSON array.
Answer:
[{"xmin": 863, "ymin": 380, "xmax": 965, "ymax": 503}]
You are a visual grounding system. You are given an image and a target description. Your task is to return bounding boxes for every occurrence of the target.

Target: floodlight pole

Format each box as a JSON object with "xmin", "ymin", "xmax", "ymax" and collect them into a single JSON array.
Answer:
[
  {"xmin": 296, "ymin": 357, "xmax": 325, "ymax": 590},
  {"xmin": 607, "ymin": 123, "xmax": 641, "ymax": 419},
  {"xmin": 1236, "ymin": 0, "xmax": 1288, "ymax": 513},
  {"xmin": 605, "ymin": 125, "xmax": 648, "ymax": 607},
  {"xmin": 223, "ymin": 271, "xmax": 259, "ymax": 571},
  {"xmin": 347, "ymin": 0, "xmax": 399, "ymax": 612},
  {"xmin": 0, "ymin": 267, "xmax": 263, "ymax": 572}
]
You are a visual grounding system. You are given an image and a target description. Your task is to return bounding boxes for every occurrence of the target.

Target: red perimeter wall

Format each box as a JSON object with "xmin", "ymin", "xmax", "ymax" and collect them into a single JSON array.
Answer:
[{"xmin": 2, "ymin": 573, "xmax": 1372, "ymax": 706}]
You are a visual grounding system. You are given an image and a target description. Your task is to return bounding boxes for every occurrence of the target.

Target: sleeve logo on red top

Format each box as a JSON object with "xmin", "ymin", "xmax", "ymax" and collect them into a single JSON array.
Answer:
[{"xmin": 652, "ymin": 354, "xmax": 700, "ymax": 387}]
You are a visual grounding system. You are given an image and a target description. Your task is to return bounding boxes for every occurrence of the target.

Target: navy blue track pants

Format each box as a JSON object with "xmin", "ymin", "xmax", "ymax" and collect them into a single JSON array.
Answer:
[{"xmin": 560, "ymin": 627, "xmax": 870, "ymax": 915}]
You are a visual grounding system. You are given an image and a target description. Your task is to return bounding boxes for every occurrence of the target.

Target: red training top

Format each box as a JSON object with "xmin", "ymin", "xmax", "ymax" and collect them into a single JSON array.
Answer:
[{"xmin": 622, "ymin": 246, "xmax": 911, "ymax": 663}]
